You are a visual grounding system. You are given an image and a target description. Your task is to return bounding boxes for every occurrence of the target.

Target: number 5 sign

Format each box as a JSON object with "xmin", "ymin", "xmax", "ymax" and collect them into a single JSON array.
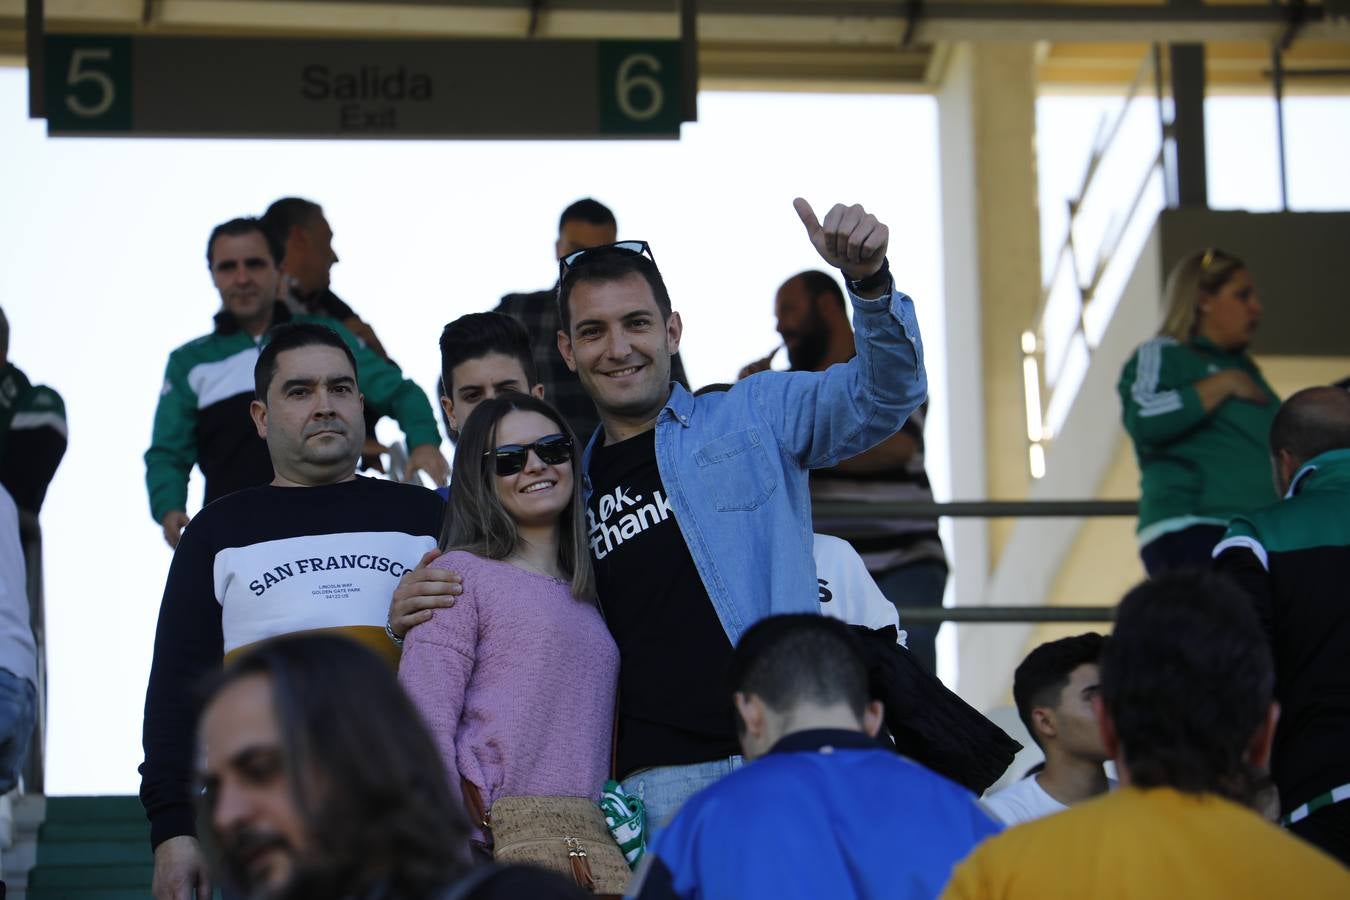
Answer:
[
  {"xmin": 44, "ymin": 36, "xmax": 133, "ymax": 133},
  {"xmin": 597, "ymin": 41, "xmax": 683, "ymax": 136}
]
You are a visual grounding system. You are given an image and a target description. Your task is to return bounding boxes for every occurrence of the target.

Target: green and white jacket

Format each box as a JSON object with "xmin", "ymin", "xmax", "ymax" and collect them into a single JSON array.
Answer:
[
  {"xmin": 144, "ymin": 307, "xmax": 440, "ymax": 523},
  {"xmin": 1117, "ymin": 335, "xmax": 1279, "ymax": 545}
]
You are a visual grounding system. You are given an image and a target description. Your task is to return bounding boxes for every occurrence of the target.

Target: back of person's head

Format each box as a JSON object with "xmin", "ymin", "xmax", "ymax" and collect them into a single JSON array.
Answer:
[
  {"xmin": 1269, "ymin": 385, "xmax": 1350, "ymax": 466},
  {"xmin": 207, "ymin": 216, "xmax": 285, "ymax": 269},
  {"xmin": 439, "ymin": 312, "xmax": 538, "ymax": 394},
  {"xmin": 254, "ymin": 322, "xmax": 357, "ymax": 401},
  {"xmin": 1102, "ymin": 571, "xmax": 1275, "ymax": 804},
  {"xmin": 730, "ymin": 614, "xmax": 870, "ymax": 728},
  {"xmin": 556, "ymin": 245, "xmax": 672, "ymax": 334},
  {"xmin": 789, "ymin": 270, "xmax": 846, "ymax": 312},
  {"xmin": 558, "ymin": 198, "xmax": 617, "ymax": 232},
  {"xmin": 1013, "ymin": 632, "xmax": 1106, "ymax": 750},
  {"xmin": 442, "ymin": 391, "xmax": 593, "ymax": 600},
  {"xmin": 260, "ymin": 197, "xmax": 324, "ymax": 244},
  {"xmin": 1159, "ymin": 247, "xmax": 1246, "ymax": 341},
  {"xmin": 0, "ymin": 305, "xmax": 8, "ymax": 361},
  {"xmin": 197, "ymin": 634, "xmax": 471, "ymax": 898}
]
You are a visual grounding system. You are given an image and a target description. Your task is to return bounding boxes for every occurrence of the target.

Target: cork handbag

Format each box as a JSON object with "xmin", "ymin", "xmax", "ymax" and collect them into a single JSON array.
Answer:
[{"xmin": 463, "ymin": 780, "xmax": 631, "ymax": 897}]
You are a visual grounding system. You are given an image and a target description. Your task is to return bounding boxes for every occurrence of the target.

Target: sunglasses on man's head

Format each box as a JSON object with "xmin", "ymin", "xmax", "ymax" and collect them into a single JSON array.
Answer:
[
  {"xmin": 558, "ymin": 240, "xmax": 656, "ymax": 278},
  {"xmin": 485, "ymin": 433, "xmax": 574, "ymax": 477}
]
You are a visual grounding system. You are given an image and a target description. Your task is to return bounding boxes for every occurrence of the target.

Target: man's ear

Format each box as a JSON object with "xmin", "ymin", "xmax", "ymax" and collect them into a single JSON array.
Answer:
[
  {"xmin": 250, "ymin": 400, "xmax": 269, "ymax": 439},
  {"xmin": 1092, "ymin": 694, "xmax": 1119, "ymax": 761},
  {"xmin": 557, "ymin": 330, "xmax": 577, "ymax": 373},
  {"xmin": 666, "ymin": 311, "xmax": 683, "ymax": 356},
  {"xmin": 733, "ymin": 691, "xmax": 764, "ymax": 739},
  {"xmin": 530, "ymin": 383, "xmax": 546, "ymax": 400},
  {"xmin": 440, "ymin": 394, "xmax": 458, "ymax": 432},
  {"xmin": 1031, "ymin": 707, "xmax": 1057, "ymax": 744},
  {"xmin": 862, "ymin": 699, "xmax": 884, "ymax": 738},
  {"xmin": 1248, "ymin": 701, "xmax": 1281, "ymax": 771}
]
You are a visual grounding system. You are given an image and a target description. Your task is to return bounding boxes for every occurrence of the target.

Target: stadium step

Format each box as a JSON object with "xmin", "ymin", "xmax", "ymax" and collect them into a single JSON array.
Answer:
[{"xmin": 20, "ymin": 795, "xmax": 154, "ymax": 900}]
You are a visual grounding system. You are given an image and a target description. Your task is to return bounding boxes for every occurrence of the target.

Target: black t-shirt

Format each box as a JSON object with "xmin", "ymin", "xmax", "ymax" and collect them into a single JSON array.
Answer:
[{"xmin": 586, "ymin": 429, "xmax": 739, "ymax": 778}]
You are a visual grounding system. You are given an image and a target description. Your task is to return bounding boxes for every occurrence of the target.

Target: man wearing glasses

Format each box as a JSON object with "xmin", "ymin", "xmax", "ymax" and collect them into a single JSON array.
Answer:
[{"xmin": 391, "ymin": 198, "xmax": 926, "ymax": 833}]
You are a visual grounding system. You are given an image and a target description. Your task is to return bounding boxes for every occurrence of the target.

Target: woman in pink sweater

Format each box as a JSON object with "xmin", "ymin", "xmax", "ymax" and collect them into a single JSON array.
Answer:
[{"xmin": 398, "ymin": 392, "xmax": 619, "ymax": 848}]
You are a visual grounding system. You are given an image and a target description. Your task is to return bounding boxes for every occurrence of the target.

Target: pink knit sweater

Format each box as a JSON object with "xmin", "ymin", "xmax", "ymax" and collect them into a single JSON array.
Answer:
[{"xmin": 398, "ymin": 551, "xmax": 618, "ymax": 839}]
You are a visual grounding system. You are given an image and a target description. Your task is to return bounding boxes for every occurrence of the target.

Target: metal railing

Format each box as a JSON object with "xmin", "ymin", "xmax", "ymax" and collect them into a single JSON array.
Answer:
[
  {"xmin": 814, "ymin": 497, "xmax": 1136, "ymax": 625},
  {"xmin": 813, "ymin": 499, "xmax": 1137, "ymax": 519},
  {"xmin": 1021, "ymin": 47, "xmax": 1169, "ymax": 480}
]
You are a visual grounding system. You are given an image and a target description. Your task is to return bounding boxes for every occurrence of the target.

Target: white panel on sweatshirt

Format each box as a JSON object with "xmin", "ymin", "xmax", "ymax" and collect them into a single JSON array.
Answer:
[{"xmin": 214, "ymin": 530, "xmax": 438, "ymax": 653}]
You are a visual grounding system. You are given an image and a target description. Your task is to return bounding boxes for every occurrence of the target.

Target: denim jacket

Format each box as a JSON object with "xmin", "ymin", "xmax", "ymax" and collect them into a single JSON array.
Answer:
[{"xmin": 581, "ymin": 284, "xmax": 926, "ymax": 647}]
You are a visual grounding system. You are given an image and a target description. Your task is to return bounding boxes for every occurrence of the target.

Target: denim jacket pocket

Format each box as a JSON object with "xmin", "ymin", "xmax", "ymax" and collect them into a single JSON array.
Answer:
[{"xmin": 693, "ymin": 429, "xmax": 778, "ymax": 512}]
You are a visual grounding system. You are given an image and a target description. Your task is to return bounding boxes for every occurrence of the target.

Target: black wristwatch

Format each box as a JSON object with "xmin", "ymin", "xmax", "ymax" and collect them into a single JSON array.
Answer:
[{"xmin": 845, "ymin": 257, "xmax": 891, "ymax": 297}]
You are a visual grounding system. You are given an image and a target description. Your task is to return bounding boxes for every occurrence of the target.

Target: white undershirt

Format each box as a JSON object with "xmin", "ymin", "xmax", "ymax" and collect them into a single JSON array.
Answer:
[{"xmin": 982, "ymin": 773, "xmax": 1117, "ymax": 827}]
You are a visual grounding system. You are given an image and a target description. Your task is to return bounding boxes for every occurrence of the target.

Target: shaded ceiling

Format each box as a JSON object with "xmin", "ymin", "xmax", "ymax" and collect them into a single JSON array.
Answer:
[{"xmin": 2, "ymin": 0, "xmax": 1348, "ymax": 92}]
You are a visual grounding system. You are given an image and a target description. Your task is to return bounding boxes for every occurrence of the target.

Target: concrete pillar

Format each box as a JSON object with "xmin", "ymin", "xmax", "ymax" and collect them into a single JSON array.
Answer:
[{"xmin": 936, "ymin": 42, "xmax": 1042, "ymax": 603}]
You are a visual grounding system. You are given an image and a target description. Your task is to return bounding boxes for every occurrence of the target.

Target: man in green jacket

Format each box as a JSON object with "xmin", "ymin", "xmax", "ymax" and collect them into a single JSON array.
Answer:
[
  {"xmin": 145, "ymin": 217, "xmax": 448, "ymax": 548},
  {"xmin": 1214, "ymin": 385, "xmax": 1350, "ymax": 866}
]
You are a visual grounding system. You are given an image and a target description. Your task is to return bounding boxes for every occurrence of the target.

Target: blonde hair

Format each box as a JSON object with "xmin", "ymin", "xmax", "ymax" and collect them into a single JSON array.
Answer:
[{"xmin": 1158, "ymin": 247, "xmax": 1246, "ymax": 341}]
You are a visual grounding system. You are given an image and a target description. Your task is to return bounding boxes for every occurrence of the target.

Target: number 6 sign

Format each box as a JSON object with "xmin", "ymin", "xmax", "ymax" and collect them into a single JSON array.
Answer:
[{"xmin": 599, "ymin": 41, "xmax": 682, "ymax": 135}]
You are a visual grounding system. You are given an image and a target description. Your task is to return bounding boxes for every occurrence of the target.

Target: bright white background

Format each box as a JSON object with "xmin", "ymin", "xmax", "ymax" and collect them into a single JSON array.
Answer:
[{"xmin": 0, "ymin": 70, "xmax": 948, "ymax": 794}]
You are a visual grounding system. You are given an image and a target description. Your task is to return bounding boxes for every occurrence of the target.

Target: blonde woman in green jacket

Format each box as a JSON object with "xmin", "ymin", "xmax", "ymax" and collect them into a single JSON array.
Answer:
[{"xmin": 1117, "ymin": 248, "xmax": 1278, "ymax": 576}]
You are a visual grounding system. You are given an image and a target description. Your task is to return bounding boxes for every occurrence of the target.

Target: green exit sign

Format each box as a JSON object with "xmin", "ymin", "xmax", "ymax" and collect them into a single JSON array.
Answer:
[{"xmin": 42, "ymin": 35, "xmax": 687, "ymax": 139}]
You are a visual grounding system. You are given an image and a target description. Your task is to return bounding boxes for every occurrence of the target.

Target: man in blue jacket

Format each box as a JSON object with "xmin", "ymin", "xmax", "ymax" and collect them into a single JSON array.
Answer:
[
  {"xmin": 629, "ymin": 615, "xmax": 999, "ymax": 899},
  {"xmin": 555, "ymin": 197, "xmax": 925, "ymax": 828},
  {"xmin": 389, "ymin": 197, "xmax": 926, "ymax": 827}
]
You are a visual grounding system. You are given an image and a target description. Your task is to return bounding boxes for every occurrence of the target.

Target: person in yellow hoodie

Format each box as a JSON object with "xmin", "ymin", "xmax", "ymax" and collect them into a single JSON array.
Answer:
[{"xmin": 943, "ymin": 571, "xmax": 1349, "ymax": 899}]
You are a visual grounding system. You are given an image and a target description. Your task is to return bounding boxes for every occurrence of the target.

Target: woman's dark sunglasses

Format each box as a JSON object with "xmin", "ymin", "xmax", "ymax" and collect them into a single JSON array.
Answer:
[{"xmin": 484, "ymin": 433, "xmax": 574, "ymax": 477}]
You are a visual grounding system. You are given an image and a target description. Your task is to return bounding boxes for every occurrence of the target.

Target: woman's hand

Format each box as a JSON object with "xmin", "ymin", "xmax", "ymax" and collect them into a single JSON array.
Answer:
[{"xmin": 1195, "ymin": 369, "xmax": 1269, "ymax": 414}]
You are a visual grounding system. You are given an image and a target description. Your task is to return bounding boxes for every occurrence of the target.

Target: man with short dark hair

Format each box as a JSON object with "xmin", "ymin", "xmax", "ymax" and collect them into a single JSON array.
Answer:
[
  {"xmin": 393, "ymin": 198, "xmax": 927, "ymax": 831},
  {"xmin": 1214, "ymin": 385, "xmax": 1350, "ymax": 865},
  {"xmin": 943, "ymin": 572, "xmax": 1350, "ymax": 898},
  {"xmin": 630, "ymin": 614, "xmax": 998, "ymax": 899},
  {"xmin": 438, "ymin": 312, "xmax": 544, "ymax": 440},
  {"xmin": 261, "ymin": 196, "xmax": 392, "ymax": 361},
  {"xmin": 740, "ymin": 270, "xmax": 948, "ymax": 671},
  {"xmin": 145, "ymin": 216, "xmax": 447, "ymax": 548},
  {"xmin": 983, "ymin": 632, "xmax": 1112, "ymax": 825},
  {"xmin": 494, "ymin": 198, "xmax": 686, "ymax": 443},
  {"xmin": 142, "ymin": 322, "xmax": 445, "ymax": 900},
  {"xmin": 554, "ymin": 199, "xmax": 926, "ymax": 829},
  {"xmin": 0, "ymin": 305, "xmax": 67, "ymax": 516}
]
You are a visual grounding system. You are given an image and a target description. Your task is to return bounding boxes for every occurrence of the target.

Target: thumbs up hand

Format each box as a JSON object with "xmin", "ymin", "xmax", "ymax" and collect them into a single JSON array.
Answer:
[{"xmin": 793, "ymin": 198, "xmax": 889, "ymax": 282}]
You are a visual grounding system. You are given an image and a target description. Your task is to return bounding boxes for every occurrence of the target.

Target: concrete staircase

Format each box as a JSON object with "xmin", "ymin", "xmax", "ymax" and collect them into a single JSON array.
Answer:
[{"xmin": 4, "ymin": 795, "xmax": 153, "ymax": 900}]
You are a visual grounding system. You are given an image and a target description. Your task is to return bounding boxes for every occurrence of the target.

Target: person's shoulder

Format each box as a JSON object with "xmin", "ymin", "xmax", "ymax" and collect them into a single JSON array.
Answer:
[
  {"xmin": 168, "ymin": 328, "xmax": 226, "ymax": 360},
  {"xmin": 349, "ymin": 478, "xmax": 444, "ymax": 530},
  {"xmin": 16, "ymin": 382, "xmax": 66, "ymax": 418},
  {"xmin": 178, "ymin": 485, "xmax": 274, "ymax": 545},
  {"xmin": 430, "ymin": 549, "xmax": 486, "ymax": 572},
  {"xmin": 981, "ymin": 775, "xmax": 1047, "ymax": 824},
  {"xmin": 1124, "ymin": 334, "xmax": 1184, "ymax": 364}
]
